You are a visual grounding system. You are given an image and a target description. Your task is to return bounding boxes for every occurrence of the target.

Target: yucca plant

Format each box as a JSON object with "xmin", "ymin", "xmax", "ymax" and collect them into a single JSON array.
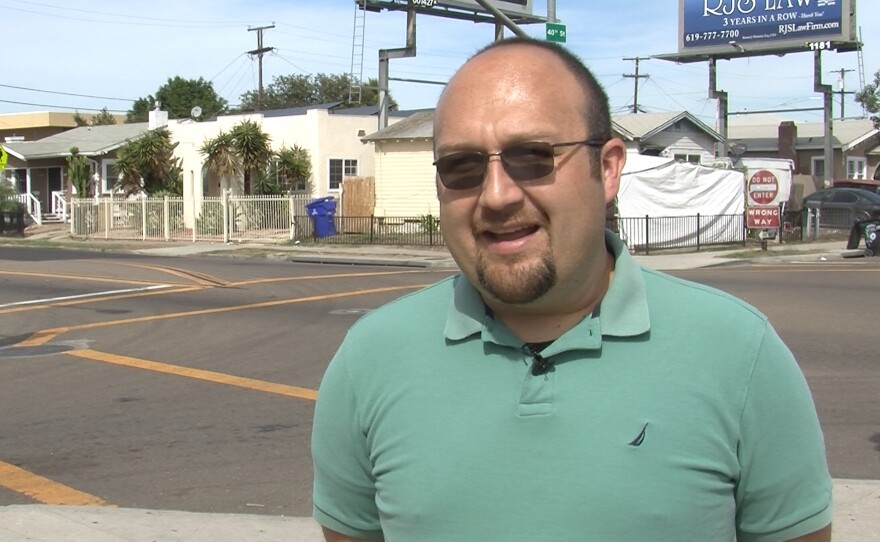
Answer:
[
  {"xmin": 200, "ymin": 130, "xmax": 241, "ymax": 192},
  {"xmin": 66, "ymin": 147, "xmax": 91, "ymax": 197},
  {"xmin": 230, "ymin": 120, "xmax": 272, "ymax": 194}
]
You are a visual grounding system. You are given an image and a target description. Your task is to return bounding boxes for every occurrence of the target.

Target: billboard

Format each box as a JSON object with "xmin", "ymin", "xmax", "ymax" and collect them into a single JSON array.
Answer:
[
  {"xmin": 361, "ymin": 0, "xmax": 537, "ymax": 21},
  {"xmin": 673, "ymin": 0, "xmax": 858, "ymax": 59}
]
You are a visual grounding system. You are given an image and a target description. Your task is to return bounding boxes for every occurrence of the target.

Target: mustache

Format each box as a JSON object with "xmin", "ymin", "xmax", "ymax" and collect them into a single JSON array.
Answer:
[{"xmin": 472, "ymin": 209, "xmax": 547, "ymax": 233}]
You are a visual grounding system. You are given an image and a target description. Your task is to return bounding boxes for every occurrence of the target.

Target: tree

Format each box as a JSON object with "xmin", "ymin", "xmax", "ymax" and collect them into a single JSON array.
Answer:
[
  {"xmin": 73, "ymin": 107, "xmax": 118, "ymax": 127},
  {"xmin": 127, "ymin": 76, "xmax": 228, "ymax": 123},
  {"xmin": 92, "ymin": 107, "xmax": 118, "ymax": 125},
  {"xmin": 200, "ymin": 130, "xmax": 241, "ymax": 193},
  {"xmin": 199, "ymin": 120, "xmax": 272, "ymax": 194},
  {"xmin": 114, "ymin": 128, "xmax": 183, "ymax": 196},
  {"xmin": 273, "ymin": 145, "xmax": 313, "ymax": 193},
  {"xmin": 237, "ymin": 73, "xmax": 395, "ymax": 111},
  {"xmin": 66, "ymin": 147, "xmax": 91, "ymax": 197},
  {"xmin": 855, "ymin": 69, "xmax": 880, "ymax": 128},
  {"xmin": 230, "ymin": 120, "xmax": 272, "ymax": 194},
  {"xmin": 73, "ymin": 112, "xmax": 90, "ymax": 127}
]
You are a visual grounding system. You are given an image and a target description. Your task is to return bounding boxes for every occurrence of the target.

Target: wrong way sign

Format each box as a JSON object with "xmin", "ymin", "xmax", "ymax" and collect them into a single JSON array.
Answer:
[{"xmin": 747, "ymin": 206, "xmax": 780, "ymax": 229}]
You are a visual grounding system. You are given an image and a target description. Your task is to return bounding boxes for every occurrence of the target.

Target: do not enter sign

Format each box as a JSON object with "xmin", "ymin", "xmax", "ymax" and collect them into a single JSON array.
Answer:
[{"xmin": 748, "ymin": 170, "xmax": 779, "ymax": 205}]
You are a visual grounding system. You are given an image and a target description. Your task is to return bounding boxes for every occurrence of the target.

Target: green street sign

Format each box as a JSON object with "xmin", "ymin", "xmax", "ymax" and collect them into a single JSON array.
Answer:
[{"xmin": 546, "ymin": 22, "xmax": 566, "ymax": 43}]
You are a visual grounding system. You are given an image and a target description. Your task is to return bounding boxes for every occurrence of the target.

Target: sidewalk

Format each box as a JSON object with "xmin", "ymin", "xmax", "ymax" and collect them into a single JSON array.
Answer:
[
  {"xmin": 2, "ymin": 228, "xmax": 877, "ymax": 540},
  {"xmin": 6, "ymin": 223, "xmax": 862, "ymax": 270},
  {"xmin": 1, "ymin": 479, "xmax": 877, "ymax": 541}
]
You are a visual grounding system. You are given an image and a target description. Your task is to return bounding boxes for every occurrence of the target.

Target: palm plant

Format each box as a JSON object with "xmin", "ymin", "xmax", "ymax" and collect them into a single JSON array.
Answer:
[
  {"xmin": 272, "ymin": 145, "xmax": 313, "ymax": 193},
  {"xmin": 200, "ymin": 130, "xmax": 241, "ymax": 193},
  {"xmin": 230, "ymin": 120, "xmax": 272, "ymax": 194},
  {"xmin": 115, "ymin": 128, "xmax": 183, "ymax": 196}
]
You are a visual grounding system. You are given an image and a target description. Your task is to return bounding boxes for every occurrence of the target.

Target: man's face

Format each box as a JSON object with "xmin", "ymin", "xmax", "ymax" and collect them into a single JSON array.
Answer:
[{"xmin": 434, "ymin": 45, "xmax": 623, "ymax": 309}]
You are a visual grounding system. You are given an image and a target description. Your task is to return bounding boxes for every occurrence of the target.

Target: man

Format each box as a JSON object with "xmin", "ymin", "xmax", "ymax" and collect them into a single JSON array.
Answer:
[{"xmin": 312, "ymin": 38, "xmax": 832, "ymax": 541}]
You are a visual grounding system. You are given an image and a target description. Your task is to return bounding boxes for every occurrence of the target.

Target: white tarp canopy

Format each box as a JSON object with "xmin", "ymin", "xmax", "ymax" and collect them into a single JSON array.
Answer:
[{"xmin": 617, "ymin": 152, "xmax": 745, "ymax": 248}]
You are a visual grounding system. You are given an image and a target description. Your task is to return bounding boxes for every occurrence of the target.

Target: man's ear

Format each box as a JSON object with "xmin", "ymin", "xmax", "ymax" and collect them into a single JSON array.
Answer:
[{"xmin": 600, "ymin": 138, "xmax": 626, "ymax": 205}]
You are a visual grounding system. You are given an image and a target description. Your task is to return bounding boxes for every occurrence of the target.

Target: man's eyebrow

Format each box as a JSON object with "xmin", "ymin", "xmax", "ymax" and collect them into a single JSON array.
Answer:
[{"xmin": 434, "ymin": 134, "xmax": 559, "ymax": 154}]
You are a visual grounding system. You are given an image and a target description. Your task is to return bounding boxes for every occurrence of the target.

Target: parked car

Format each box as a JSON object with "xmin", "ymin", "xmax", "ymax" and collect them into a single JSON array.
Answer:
[
  {"xmin": 832, "ymin": 179, "xmax": 880, "ymax": 195},
  {"xmin": 803, "ymin": 187, "xmax": 880, "ymax": 228}
]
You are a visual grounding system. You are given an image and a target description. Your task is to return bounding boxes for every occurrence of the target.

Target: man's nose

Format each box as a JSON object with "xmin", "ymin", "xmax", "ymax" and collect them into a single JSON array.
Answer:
[{"xmin": 479, "ymin": 155, "xmax": 525, "ymax": 210}]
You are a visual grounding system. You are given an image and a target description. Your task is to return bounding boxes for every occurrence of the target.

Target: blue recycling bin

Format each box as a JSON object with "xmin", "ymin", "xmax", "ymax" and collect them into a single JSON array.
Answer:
[{"xmin": 306, "ymin": 196, "xmax": 337, "ymax": 238}]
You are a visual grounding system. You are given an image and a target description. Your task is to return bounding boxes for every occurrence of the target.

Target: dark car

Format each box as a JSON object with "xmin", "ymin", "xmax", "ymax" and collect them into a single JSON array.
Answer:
[{"xmin": 803, "ymin": 187, "xmax": 880, "ymax": 228}]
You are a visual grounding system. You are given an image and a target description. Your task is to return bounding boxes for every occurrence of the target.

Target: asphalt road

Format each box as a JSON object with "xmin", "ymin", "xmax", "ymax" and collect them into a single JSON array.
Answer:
[{"xmin": 0, "ymin": 246, "xmax": 877, "ymax": 517}]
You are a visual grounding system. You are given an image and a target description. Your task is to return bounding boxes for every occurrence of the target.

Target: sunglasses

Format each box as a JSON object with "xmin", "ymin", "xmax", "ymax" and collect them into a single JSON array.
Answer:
[{"xmin": 433, "ymin": 139, "xmax": 608, "ymax": 190}]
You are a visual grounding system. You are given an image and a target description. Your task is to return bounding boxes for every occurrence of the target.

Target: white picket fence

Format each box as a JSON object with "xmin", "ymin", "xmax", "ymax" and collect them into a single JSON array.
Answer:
[{"xmin": 70, "ymin": 193, "xmax": 316, "ymax": 243}]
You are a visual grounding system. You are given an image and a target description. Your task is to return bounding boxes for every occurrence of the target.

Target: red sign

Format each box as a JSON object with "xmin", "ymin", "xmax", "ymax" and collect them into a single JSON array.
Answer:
[
  {"xmin": 748, "ymin": 170, "xmax": 779, "ymax": 205},
  {"xmin": 747, "ymin": 206, "xmax": 781, "ymax": 229}
]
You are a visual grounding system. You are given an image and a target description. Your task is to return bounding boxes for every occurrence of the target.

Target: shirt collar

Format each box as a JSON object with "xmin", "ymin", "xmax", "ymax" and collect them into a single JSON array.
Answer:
[{"xmin": 443, "ymin": 230, "xmax": 651, "ymax": 345}]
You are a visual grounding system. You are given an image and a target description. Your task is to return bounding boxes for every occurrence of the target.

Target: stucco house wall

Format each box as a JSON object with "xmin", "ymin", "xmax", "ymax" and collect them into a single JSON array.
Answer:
[{"xmin": 170, "ymin": 108, "xmax": 382, "ymax": 202}]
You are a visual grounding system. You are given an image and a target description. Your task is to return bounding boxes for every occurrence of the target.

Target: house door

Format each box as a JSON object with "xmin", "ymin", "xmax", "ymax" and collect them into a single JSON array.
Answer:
[{"xmin": 47, "ymin": 167, "xmax": 62, "ymax": 210}]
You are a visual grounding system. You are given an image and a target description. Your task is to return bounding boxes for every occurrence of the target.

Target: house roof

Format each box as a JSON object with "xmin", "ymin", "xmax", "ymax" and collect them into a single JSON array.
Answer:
[
  {"xmin": 612, "ymin": 111, "xmax": 722, "ymax": 142},
  {"xmin": 728, "ymin": 118, "xmax": 878, "ymax": 151},
  {"xmin": 2, "ymin": 122, "xmax": 150, "ymax": 160},
  {"xmin": 363, "ymin": 109, "xmax": 726, "ymax": 145},
  {"xmin": 0, "ymin": 110, "xmax": 127, "ymax": 131},
  {"xmin": 259, "ymin": 102, "xmax": 419, "ymax": 119},
  {"xmin": 361, "ymin": 111, "xmax": 435, "ymax": 141}
]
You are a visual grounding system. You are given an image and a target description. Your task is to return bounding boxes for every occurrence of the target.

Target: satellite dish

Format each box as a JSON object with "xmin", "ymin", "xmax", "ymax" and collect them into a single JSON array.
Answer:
[{"xmin": 190, "ymin": 106, "xmax": 203, "ymax": 119}]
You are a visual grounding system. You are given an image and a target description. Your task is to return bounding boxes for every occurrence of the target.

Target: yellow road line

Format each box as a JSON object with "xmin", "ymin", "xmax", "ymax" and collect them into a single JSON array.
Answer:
[
  {"xmin": 0, "ymin": 269, "xmax": 177, "ymax": 286},
  {"xmin": 69, "ymin": 349, "xmax": 319, "ymax": 401},
  {"xmin": 31, "ymin": 284, "xmax": 427, "ymax": 336},
  {"xmin": 231, "ymin": 269, "xmax": 436, "ymax": 287},
  {"xmin": 15, "ymin": 329, "xmax": 70, "ymax": 347},
  {"xmin": 107, "ymin": 262, "xmax": 229, "ymax": 287},
  {"xmin": 0, "ymin": 460, "xmax": 109, "ymax": 506}
]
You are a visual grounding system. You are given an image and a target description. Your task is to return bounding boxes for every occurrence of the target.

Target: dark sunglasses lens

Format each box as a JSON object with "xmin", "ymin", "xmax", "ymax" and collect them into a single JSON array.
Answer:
[
  {"xmin": 501, "ymin": 142, "xmax": 555, "ymax": 180},
  {"xmin": 436, "ymin": 152, "xmax": 486, "ymax": 190}
]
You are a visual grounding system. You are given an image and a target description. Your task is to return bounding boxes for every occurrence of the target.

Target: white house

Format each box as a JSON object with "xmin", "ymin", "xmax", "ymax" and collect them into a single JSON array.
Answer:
[
  {"xmin": 170, "ymin": 104, "xmax": 407, "ymax": 201},
  {"xmin": 612, "ymin": 111, "xmax": 723, "ymax": 164}
]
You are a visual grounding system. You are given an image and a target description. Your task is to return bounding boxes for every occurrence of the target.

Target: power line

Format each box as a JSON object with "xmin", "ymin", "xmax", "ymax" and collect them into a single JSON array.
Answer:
[
  {"xmin": 1, "ymin": 0, "xmax": 241, "ymax": 27},
  {"xmin": 0, "ymin": 83, "xmax": 134, "ymax": 102},
  {"xmin": 0, "ymin": 98, "xmax": 126, "ymax": 113}
]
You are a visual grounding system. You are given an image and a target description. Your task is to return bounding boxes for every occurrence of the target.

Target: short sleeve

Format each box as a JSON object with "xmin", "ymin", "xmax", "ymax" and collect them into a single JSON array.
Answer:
[
  {"xmin": 735, "ymin": 323, "xmax": 833, "ymax": 541},
  {"xmin": 311, "ymin": 341, "xmax": 384, "ymax": 540}
]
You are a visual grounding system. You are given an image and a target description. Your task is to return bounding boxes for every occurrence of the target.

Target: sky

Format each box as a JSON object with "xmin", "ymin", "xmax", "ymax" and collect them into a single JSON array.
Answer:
[{"xmin": 1, "ymin": 0, "xmax": 877, "ymax": 127}]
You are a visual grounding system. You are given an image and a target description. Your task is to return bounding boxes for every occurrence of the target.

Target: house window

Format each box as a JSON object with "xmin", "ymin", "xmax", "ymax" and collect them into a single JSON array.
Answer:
[
  {"xmin": 103, "ymin": 160, "xmax": 120, "ymax": 193},
  {"xmin": 811, "ymin": 156, "xmax": 825, "ymax": 178},
  {"xmin": 329, "ymin": 158, "xmax": 357, "ymax": 191},
  {"xmin": 673, "ymin": 153, "xmax": 701, "ymax": 164},
  {"xmin": 846, "ymin": 157, "xmax": 867, "ymax": 179}
]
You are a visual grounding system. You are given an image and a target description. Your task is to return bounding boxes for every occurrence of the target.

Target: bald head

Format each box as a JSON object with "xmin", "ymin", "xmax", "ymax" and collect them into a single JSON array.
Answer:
[{"xmin": 436, "ymin": 38, "xmax": 612, "ymax": 145}]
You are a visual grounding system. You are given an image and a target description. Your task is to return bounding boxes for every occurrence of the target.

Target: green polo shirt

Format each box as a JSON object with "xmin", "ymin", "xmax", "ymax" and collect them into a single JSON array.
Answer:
[{"xmin": 312, "ymin": 231, "xmax": 832, "ymax": 541}]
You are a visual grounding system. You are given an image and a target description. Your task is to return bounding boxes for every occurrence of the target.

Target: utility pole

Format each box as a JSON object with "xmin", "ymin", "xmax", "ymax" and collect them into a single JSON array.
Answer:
[
  {"xmin": 623, "ymin": 57, "xmax": 650, "ymax": 114},
  {"xmin": 248, "ymin": 24, "xmax": 276, "ymax": 111},
  {"xmin": 831, "ymin": 68, "xmax": 855, "ymax": 120}
]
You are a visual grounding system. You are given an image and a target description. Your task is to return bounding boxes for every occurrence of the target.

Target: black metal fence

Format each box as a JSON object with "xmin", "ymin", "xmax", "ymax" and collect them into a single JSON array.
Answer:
[
  {"xmin": 615, "ymin": 213, "xmax": 747, "ymax": 255},
  {"xmin": 320, "ymin": 212, "xmax": 786, "ymax": 253},
  {"xmin": 0, "ymin": 210, "xmax": 26, "ymax": 237},
  {"xmin": 314, "ymin": 215, "xmax": 445, "ymax": 247}
]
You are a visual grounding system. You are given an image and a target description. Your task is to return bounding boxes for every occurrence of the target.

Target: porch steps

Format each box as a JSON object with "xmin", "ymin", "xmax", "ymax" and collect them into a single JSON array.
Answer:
[{"xmin": 40, "ymin": 213, "xmax": 66, "ymax": 224}]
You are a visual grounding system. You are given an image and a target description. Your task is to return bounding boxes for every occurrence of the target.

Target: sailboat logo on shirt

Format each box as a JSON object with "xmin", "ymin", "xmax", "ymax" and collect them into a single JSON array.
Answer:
[{"xmin": 629, "ymin": 423, "xmax": 649, "ymax": 447}]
